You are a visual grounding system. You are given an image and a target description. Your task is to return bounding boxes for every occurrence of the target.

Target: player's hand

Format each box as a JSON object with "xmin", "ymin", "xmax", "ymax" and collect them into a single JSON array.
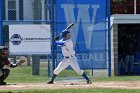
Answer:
[{"xmin": 54, "ymin": 36, "xmax": 59, "ymax": 41}]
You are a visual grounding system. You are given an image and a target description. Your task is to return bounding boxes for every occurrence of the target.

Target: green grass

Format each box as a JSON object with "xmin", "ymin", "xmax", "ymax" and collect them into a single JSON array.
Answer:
[
  {"xmin": 0, "ymin": 88, "xmax": 140, "ymax": 93},
  {"xmin": 6, "ymin": 65, "xmax": 140, "ymax": 83},
  {"xmin": 93, "ymin": 76, "xmax": 140, "ymax": 82},
  {"xmin": 2, "ymin": 65, "xmax": 140, "ymax": 92},
  {"xmin": 7, "ymin": 65, "xmax": 49, "ymax": 83},
  {"xmin": 7, "ymin": 65, "xmax": 90, "ymax": 83}
]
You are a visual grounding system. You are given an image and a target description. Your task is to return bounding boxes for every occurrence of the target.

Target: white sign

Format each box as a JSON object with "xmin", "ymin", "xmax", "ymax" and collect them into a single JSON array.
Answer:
[{"xmin": 9, "ymin": 25, "xmax": 51, "ymax": 55}]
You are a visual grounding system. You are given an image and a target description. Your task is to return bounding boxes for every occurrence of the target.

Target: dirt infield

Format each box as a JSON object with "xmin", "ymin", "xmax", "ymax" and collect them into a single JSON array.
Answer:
[{"xmin": 0, "ymin": 81, "xmax": 140, "ymax": 90}]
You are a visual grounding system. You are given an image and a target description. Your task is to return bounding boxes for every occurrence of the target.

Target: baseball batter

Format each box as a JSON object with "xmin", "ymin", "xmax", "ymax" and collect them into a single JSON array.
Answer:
[{"xmin": 47, "ymin": 30, "xmax": 92, "ymax": 84}]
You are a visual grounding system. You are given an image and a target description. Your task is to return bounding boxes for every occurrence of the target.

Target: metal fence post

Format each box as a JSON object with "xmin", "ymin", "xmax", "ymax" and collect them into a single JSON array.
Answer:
[
  {"xmin": 51, "ymin": 0, "xmax": 56, "ymax": 73},
  {"xmin": 32, "ymin": 55, "xmax": 40, "ymax": 75},
  {"xmin": 107, "ymin": 0, "xmax": 111, "ymax": 77},
  {"xmin": 0, "ymin": 0, "xmax": 3, "ymax": 45},
  {"xmin": 47, "ymin": 54, "xmax": 50, "ymax": 77}
]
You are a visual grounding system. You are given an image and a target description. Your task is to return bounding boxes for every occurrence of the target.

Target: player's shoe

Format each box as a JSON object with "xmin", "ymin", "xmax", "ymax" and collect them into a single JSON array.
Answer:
[
  {"xmin": 87, "ymin": 80, "xmax": 92, "ymax": 84},
  {"xmin": 47, "ymin": 80, "xmax": 54, "ymax": 84},
  {"xmin": 0, "ymin": 82, "xmax": 7, "ymax": 85}
]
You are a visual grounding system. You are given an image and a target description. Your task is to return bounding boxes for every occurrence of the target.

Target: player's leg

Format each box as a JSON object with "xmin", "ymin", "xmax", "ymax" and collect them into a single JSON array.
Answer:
[
  {"xmin": 70, "ymin": 58, "xmax": 92, "ymax": 84},
  {"xmin": 48, "ymin": 59, "xmax": 69, "ymax": 84},
  {"xmin": 124, "ymin": 55, "xmax": 129, "ymax": 74},
  {"xmin": 0, "ymin": 69, "xmax": 3, "ymax": 85},
  {"xmin": 0, "ymin": 69, "xmax": 10, "ymax": 85},
  {"xmin": 130, "ymin": 55, "xmax": 134, "ymax": 74}
]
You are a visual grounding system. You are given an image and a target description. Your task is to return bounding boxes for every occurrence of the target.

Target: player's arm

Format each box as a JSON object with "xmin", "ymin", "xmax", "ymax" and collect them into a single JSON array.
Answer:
[
  {"xmin": 5, "ymin": 58, "xmax": 25, "ymax": 68},
  {"xmin": 5, "ymin": 60, "xmax": 17, "ymax": 68},
  {"xmin": 54, "ymin": 36, "xmax": 59, "ymax": 41},
  {"xmin": 54, "ymin": 36, "xmax": 65, "ymax": 46},
  {"xmin": 55, "ymin": 40, "xmax": 65, "ymax": 46}
]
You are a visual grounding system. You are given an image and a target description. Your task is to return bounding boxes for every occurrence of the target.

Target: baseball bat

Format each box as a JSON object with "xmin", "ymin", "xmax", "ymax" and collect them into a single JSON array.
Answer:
[
  {"xmin": 54, "ymin": 23, "xmax": 74, "ymax": 41},
  {"xmin": 64, "ymin": 23, "xmax": 74, "ymax": 31},
  {"xmin": 60, "ymin": 23, "xmax": 74, "ymax": 35}
]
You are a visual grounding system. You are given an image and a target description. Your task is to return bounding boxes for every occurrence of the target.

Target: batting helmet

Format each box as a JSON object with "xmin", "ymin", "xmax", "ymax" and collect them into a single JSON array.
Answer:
[
  {"xmin": 61, "ymin": 31, "xmax": 70, "ymax": 38},
  {"xmin": 0, "ymin": 46, "xmax": 9, "ymax": 56},
  {"xmin": 0, "ymin": 46, "xmax": 8, "ymax": 50},
  {"xmin": 0, "ymin": 46, "xmax": 8, "ymax": 52}
]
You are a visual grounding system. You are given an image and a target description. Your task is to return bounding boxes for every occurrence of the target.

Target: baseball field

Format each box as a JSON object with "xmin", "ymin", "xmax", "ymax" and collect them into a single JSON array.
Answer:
[{"xmin": 0, "ymin": 64, "xmax": 140, "ymax": 93}]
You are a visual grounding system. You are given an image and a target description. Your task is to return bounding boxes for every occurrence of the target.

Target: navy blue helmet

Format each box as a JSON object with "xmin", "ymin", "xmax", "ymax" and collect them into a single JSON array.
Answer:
[
  {"xmin": 61, "ymin": 30, "xmax": 70, "ymax": 38},
  {"xmin": 0, "ymin": 46, "xmax": 8, "ymax": 51}
]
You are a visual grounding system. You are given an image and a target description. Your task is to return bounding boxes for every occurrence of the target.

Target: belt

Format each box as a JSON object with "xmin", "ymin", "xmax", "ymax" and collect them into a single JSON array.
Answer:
[
  {"xmin": 65, "ymin": 57, "xmax": 69, "ymax": 58},
  {"xmin": 65, "ymin": 55, "xmax": 73, "ymax": 58}
]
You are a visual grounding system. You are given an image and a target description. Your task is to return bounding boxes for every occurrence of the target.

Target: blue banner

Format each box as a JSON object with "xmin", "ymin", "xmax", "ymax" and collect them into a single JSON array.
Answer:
[{"xmin": 56, "ymin": 0, "xmax": 107, "ymax": 69}]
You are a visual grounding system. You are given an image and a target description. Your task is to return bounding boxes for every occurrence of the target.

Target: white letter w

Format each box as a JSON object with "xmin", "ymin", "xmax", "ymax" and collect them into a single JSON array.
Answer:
[{"xmin": 61, "ymin": 4, "xmax": 99, "ymax": 49}]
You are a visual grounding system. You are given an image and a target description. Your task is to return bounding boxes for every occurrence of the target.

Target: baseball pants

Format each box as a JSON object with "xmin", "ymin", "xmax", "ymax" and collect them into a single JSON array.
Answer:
[{"xmin": 53, "ymin": 57, "xmax": 84, "ymax": 75}]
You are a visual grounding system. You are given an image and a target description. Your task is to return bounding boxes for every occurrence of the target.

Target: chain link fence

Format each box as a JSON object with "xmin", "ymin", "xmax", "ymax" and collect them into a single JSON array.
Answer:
[
  {"xmin": 2, "ymin": 0, "xmax": 52, "ymax": 77},
  {"xmin": 1, "ymin": 0, "xmax": 111, "ymax": 84}
]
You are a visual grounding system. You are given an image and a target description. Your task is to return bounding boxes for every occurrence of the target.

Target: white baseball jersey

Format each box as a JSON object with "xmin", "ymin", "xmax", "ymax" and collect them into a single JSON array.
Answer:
[
  {"xmin": 53, "ymin": 38, "xmax": 84, "ymax": 75},
  {"xmin": 61, "ymin": 39, "xmax": 75, "ymax": 57}
]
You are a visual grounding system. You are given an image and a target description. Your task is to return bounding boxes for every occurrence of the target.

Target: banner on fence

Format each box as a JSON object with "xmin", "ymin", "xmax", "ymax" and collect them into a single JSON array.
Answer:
[
  {"xmin": 9, "ymin": 25, "xmax": 51, "ymax": 55},
  {"xmin": 56, "ymin": 0, "xmax": 107, "ymax": 69}
]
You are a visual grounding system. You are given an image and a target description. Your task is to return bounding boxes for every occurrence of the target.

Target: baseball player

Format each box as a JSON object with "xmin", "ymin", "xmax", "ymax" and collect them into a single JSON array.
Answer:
[
  {"xmin": 47, "ymin": 30, "xmax": 92, "ymax": 84},
  {"xmin": 0, "ymin": 46, "xmax": 24, "ymax": 85}
]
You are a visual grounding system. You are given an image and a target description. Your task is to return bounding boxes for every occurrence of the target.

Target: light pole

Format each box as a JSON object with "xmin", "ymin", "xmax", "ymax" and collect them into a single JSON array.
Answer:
[{"xmin": 134, "ymin": 0, "xmax": 137, "ymax": 14}]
